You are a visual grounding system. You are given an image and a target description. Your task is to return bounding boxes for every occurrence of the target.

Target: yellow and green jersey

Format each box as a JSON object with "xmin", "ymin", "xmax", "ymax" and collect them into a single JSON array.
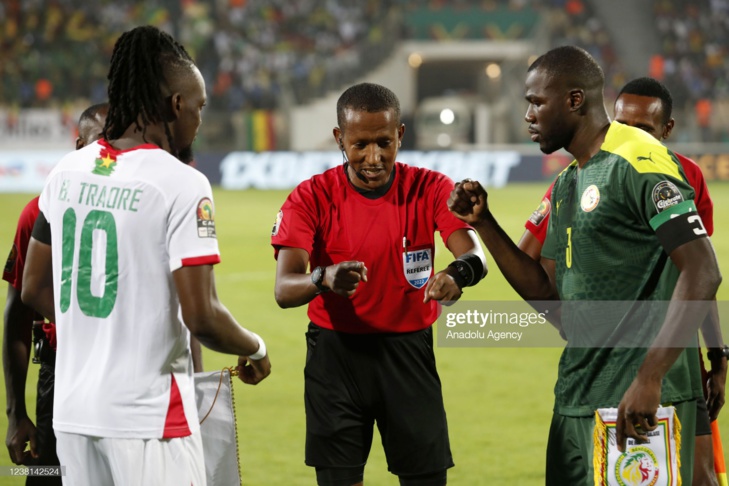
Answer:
[{"xmin": 542, "ymin": 121, "xmax": 705, "ymax": 417}]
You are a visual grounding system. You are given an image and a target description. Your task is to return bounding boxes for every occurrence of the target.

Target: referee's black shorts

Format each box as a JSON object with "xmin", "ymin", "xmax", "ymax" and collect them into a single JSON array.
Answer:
[
  {"xmin": 31, "ymin": 362, "xmax": 61, "ymax": 486},
  {"xmin": 304, "ymin": 322, "xmax": 454, "ymax": 477}
]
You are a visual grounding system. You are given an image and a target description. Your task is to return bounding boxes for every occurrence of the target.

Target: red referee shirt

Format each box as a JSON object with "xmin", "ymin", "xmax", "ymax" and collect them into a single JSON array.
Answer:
[
  {"xmin": 272, "ymin": 163, "xmax": 470, "ymax": 334},
  {"xmin": 3, "ymin": 196, "xmax": 57, "ymax": 350}
]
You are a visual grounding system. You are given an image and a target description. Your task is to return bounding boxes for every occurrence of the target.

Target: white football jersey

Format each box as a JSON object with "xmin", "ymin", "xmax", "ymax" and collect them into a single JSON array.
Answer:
[{"xmin": 39, "ymin": 140, "xmax": 220, "ymax": 438}]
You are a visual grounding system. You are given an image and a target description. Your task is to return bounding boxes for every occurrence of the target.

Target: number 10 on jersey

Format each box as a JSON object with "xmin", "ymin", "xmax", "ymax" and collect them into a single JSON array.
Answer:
[{"xmin": 60, "ymin": 208, "xmax": 119, "ymax": 318}]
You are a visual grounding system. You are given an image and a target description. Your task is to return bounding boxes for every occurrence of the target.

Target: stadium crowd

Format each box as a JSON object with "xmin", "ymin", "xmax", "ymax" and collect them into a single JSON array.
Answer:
[
  {"xmin": 541, "ymin": 0, "xmax": 628, "ymax": 103},
  {"xmin": 1, "ymin": 0, "xmax": 728, "ymax": 142},
  {"xmin": 653, "ymin": 0, "xmax": 729, "ymax": 141},
  {"xmin": 0, "ymin": 0, "xmax": 397, "ymax": 111}
]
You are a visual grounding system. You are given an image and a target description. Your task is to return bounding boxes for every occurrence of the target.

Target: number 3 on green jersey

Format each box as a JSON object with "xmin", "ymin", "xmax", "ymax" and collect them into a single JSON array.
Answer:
[{"xmin": 565, "ymin": 227, "xmax": 572, "ymax": 269}]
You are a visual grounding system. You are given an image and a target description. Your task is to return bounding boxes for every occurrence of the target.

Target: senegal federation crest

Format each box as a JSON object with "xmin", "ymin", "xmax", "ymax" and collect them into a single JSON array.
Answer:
[
  {"xmin": 615, "ymin": 447, "xmax": 659, "ymax": 486},
  {"xmin": 403, "ymin": 247, "xmax": 432, "ymax": 289},
  {"xmin": 580, "ymin": 184, "xmax": 600, "ymax": 212},
  {"xmin": 595, "ymin": 406, "xmax": 678, "ymax": 486}
]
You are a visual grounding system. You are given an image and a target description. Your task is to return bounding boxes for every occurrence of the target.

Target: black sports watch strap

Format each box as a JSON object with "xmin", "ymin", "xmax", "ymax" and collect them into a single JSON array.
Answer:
[
  {"xmin": 707, "ymin": 345, "xmax": 729, "ymax": 361},
  {"xmin": 311, "ymin": 266, "xmax": 329, "ymax": 293},
  {"xmin": 447, "ymin": 260, "xmax": 469, "ymax": 289},
  {"xmin": 447, "ymin": 254, "xmax": 484, "ymax": 289}
]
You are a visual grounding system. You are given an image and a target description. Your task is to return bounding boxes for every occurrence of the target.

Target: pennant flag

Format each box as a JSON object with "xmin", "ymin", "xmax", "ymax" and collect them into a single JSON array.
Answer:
[
  {"xmin": 593, "ymin": 406, "xmax": 681, "ymax": 486},
  {"xmin": 195, "ymin": 369, "xmax": 242, "ymax": 486}
]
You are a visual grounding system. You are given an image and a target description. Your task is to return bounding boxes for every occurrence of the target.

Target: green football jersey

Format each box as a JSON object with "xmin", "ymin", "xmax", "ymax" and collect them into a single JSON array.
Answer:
[{"xmin": 542, "ymin": 122, "xmax": 704, "ymax": 417}]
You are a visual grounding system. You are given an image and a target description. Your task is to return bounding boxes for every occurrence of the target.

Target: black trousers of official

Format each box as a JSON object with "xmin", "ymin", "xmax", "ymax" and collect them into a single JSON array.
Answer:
[{"xmin": 26, "ymin": 361, "xmax": 61, "ymax": 486}]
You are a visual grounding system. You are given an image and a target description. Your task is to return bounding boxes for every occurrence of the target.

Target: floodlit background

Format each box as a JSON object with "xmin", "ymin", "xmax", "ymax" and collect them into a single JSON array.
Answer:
[{"xmin": 1, "ymin": 0, "xmax": 728, "ymax": 483}]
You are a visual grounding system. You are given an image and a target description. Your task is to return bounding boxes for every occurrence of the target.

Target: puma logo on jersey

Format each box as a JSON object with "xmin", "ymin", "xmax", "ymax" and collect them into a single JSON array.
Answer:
[{"xmin": 637, "ymin": 153, "xmax": 654, "ymax": 163}]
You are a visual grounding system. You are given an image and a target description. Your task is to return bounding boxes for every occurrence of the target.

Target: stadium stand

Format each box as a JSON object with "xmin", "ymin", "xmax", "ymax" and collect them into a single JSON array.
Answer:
[
  {"xmin": 1, "ymin": 0, "xmax": 727, "ymax": 144},
  {"xmin": 0, "ymin": 0, "xmax": 398, "ymax": 110},
  {"xmin": 541, "ymin": 0, "xmax": 629, "ymax": 103},
  {"xmin": 653, "ymin": 0, "xmax": 729, "ymax": 141}
]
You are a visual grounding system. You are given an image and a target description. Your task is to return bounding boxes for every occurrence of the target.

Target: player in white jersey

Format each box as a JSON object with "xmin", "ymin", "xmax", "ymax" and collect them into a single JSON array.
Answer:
[{"xmin": 21, "ymin": 26, "xmax": 271, "ymax": 486}]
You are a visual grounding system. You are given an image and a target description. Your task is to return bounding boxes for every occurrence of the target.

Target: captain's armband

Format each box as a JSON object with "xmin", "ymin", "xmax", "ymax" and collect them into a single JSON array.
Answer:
[{"xmin": 654, "ymin": 211, "xmax": 708, "ymax": 255}]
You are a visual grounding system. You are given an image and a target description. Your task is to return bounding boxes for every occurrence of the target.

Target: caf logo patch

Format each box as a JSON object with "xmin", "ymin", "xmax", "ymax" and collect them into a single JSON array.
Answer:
[
  {"xmin": 4, "ymin": 243, "xmax": 17, "ymax": 274},
  {"xmin": 271, "ymin": 210, "xmax": 283, "ymax": 236},
  {"xmin": 652, "ymin": 180, "xmax": 683, "ymax": 212},
  {"xmin": 196, "ymin": 197, "xmax": 217, "ymax": 238},
  {"xmin": 580, "ymin": 185, "xmax": 600, "ymax": 212},
  {"xmin": 528, "ymin": 196, "xmax": 551, "ymax": 226}
]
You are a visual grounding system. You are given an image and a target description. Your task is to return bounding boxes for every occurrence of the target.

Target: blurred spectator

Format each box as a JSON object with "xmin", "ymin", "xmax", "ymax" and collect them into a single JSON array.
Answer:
[
  {"xmin": 649, "ymin": 54, "xmax": 666, "ymax": 80},
  {"xmin": 696, "ymin": 97, "xmax": 713, "ymax": 141},
  {"xmin": 34, "ymin": 79, "xmax": 53, "ymax": 105}
]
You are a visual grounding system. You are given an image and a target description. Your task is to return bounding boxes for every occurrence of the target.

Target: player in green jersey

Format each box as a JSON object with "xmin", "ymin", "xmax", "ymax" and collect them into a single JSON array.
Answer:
[{"xmin": 448, "ymin": 46, "xmax": 722, "ymax": 484}]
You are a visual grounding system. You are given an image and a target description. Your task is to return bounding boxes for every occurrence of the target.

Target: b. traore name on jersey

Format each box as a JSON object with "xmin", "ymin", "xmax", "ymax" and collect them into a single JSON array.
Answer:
[{"xmin": 59, "ymin": 179, "xmax": 143, "ymax": 212}]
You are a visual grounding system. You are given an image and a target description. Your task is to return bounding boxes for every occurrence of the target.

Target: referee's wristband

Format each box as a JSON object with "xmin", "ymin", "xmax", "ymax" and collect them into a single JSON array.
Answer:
[
  {"xmin": 447, "ymin": 254, "xmax": 485, "ymax": 288},
  {"xmin": 248, "ymin": 332, "xmax": 267, "ymax": 360}
]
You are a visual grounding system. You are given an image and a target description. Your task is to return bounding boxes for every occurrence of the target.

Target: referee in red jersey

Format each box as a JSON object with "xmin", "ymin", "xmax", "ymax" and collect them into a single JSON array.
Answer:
[{"xmin": 272, "ymin": 82, "xmax": 487, "ymax": 486}]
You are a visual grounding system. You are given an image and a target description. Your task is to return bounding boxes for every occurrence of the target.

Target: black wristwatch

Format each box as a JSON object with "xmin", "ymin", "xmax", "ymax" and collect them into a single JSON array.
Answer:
[
  {"xmin": 311, "ymin": 266, "xmax": 329, "ymax": 293},
  {"xmin": 707, "ymin": 345, "xmax": 729, "ymax": 361},
  {"xmin": 448, "ymin": 260, "xmax": 472, "ymax": 288}
]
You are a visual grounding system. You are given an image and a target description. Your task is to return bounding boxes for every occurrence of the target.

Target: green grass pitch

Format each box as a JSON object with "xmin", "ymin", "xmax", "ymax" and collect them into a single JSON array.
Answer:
[{"xmin": 0, "ymin": 182, "xmax": 727, "ymax": 484}]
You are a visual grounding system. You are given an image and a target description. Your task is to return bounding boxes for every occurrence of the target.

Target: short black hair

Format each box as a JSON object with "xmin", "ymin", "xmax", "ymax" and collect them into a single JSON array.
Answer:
[
  {"xmin": 336, "ymin": 83, "xmax": 401, "ymax": 129},
  {"xmin": 618, "ymin": 77, "xmax": 673, "ymax": 124},
  {"xmin": 528, "ymin": 45, "xmax": 604, "ymax": 91},
  {"xmin": 78, "ymin": 102, "xmax": 109, "ymax": 126},
  {"xmin": 103, "ymin": 25, "xmax": 194, "ymax": 149}
]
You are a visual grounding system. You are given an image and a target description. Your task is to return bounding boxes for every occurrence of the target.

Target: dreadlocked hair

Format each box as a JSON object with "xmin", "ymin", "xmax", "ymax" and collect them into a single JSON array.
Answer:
[{"xmin": 103, "ymin": 25, "xmax": 193, "ymax": 145}]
